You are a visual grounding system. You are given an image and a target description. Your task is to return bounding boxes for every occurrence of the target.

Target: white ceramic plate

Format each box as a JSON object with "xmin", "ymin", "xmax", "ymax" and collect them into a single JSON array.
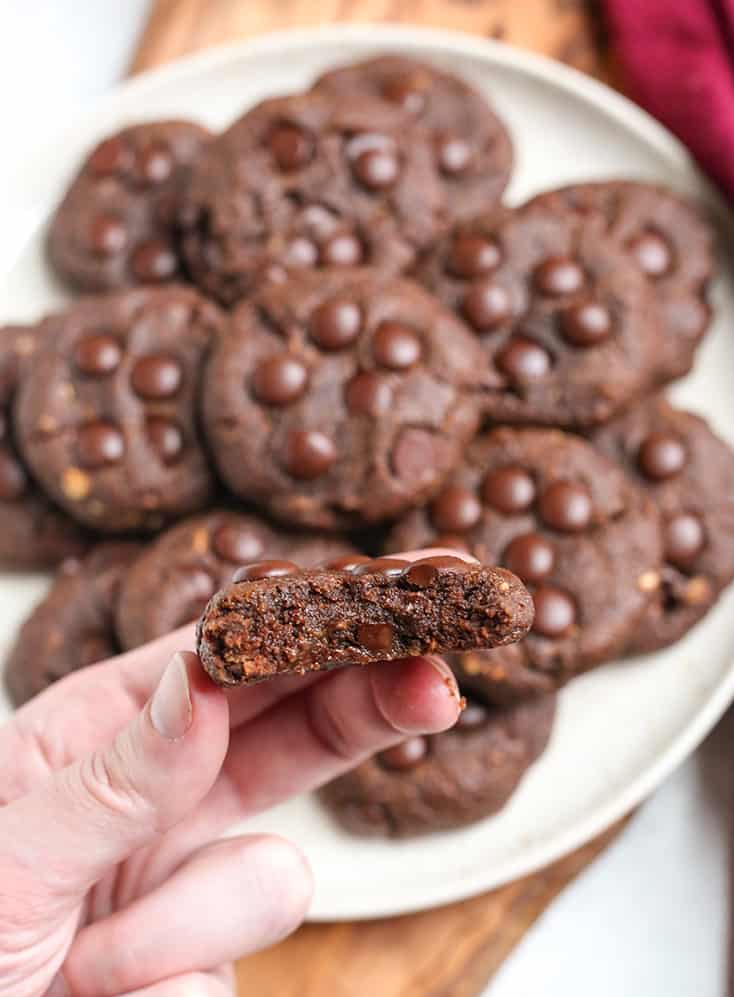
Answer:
[{"xmin": 2, "ymin": 25, "xmax": 734, "ymax": 922}]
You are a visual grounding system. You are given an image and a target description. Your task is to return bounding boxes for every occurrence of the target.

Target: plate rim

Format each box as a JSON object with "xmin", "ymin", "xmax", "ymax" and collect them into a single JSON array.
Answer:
[{"xmin": 8, "ymin": 23, "xmax": 734, "ymax": 920}]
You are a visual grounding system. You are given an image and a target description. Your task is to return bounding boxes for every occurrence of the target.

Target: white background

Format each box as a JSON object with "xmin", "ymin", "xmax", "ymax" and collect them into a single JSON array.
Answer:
[{"xmin": 0, "ymin": 4, "xmax": 730, "ymax": 994}]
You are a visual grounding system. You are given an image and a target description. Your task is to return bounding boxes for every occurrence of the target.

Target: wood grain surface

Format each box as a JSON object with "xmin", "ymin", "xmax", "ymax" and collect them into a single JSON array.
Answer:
[{"xmin": 132, "ymin": 3, "xmax": 622, "ymax": 995}]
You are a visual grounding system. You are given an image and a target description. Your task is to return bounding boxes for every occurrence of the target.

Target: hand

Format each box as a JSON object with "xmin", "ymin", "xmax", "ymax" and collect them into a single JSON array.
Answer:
[{"xmin": 0, "ymin": 549, "xmax": 462, "ymax": 996}]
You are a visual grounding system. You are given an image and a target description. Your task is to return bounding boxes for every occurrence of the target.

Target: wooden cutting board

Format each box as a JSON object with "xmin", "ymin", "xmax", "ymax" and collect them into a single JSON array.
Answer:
[{"xmin": 132, "ymin": 3, "xmax": 627, "ymax": 994}]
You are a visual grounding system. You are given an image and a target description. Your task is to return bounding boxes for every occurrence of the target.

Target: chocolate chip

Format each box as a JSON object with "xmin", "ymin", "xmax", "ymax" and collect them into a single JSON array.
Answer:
[
  {"xmin": 0, "ymin": 451, "xmax": 27, "ymax": 500},
  {"xmin": 73, "ymin": 334, "xmax": 122, "ymax": 376},
  {"xmin": 431, "ymin": 486, "xmax": 482, "ymax": 532},
  {"xmin": 353, "ymin": 557, "xmax": 410, "ymax": 577},
  {"xmin": 146, "ymin": 417, "xmax": 183, "ymax": 463},
  {"xmin": 447, "ymin": 234, "xmax": 501, "ymax": 278},
  {"xmin": 538, "ymin": 481, "xmax": 592, "ymax": 532},
  {"xmin": 353, "ymin": 148, "xmax": 400, "ymax": 190},
  {"xmin": 283, "ymin": 237, "xmax": 319, "ymax": 268},
  {"xmin": 481, "ymin": 467, "xmax": 536, "ymax": 514},
  {"xmin": 462, "ymin": 280, "xmax": 512, "ymax": 330},
  {"xmin": 233, "ymin": 560, "xmax": 301, "ymax": 580},
  {"xmin": 269, "ymin": 124, "xmax": 313, "ymax": 171},
  {"xmin": 382, "ymin": 77, "xmax": 427, "ymax": 114},
  {"xmin": 358, "ymin": 622, "xmax": 395, "ymax": 652},
  {"xmin": 89, "ymin": 215, "xmax": 128, "ymax": 256},
  {"xmin": 131, "ymin": 355, "xmax": 182, "ymax": 399},
  {"xmin": 503, "ymin": 533, "xmax": 555, "ymax": 582},
  {"xmin": 131, "ymin": 240, "xmax": 178, "ymax": 282},
  {"xmin": 405, "ymin": 555, "xmax": 468, "ymax": 588},
  {"xmin": 253, "ymin": 355, "xmax": 309, "ymax": 405},
  {"xmin": 373, "ymin": 321, "xmax": 422, "ymax": 370},
  {"xmin": 137, "ymin": 143, "xmax": 174, "ymax": 186},
  {"xmin": 326, "ymin": 554, "xmax": 373, "ymax": 571},
  {"xmin": 79, "ymin": 633, "xmax": 114, "ymax": 667},
  {"xmin": 310, "ymin": 300, "xmax": 362, "ymax": 350},
  {"xmin": 629, "ymin": 231, "xmax": 672, "ymax": 277},
  {"xmin": 379, "ymin": 736, "xmax": 428, "ymax": 770},
  {"xmin": 561, "ymin": 302, "xmax": 612, "ymax": 347},
  {"xmin": 320, "ymin": 233, "xmax": 364, "ymax": 266},
  {"xmin": 437, "ymin": 134, "xmax": 472, "ymax": 175},
  {"xmin": 497, "ymin": 338, "xmax": 551, "ymax": 382},
  {"xmin": 77, "ymin": 421, "xmax": 125, "ymax": 468},
  {"xmin": 213, "ymin": 523, "xmax": 265, "ymax": 563},
  {"xmin": 665, "ymin": 512, "xmax": 705, "ymax": 569},
  {"xmin": 456, "ymin": 698, "xmax": 489, "ymax": 730},
  {"xmin": 418, "ymin": 555, "xmax": 471, "ymax": 568},
  {"xmin": 637, "ymin": 432, "xmax": 687, "ymax": 481},
  {"xmin": 284, "ymin": 430, "xmax": 337, "ymax": 479},
  {"xmin": 88, "ymin": 136, "xmax": 131, "ymax": 178},
  {"xmin": 534, "ymin": 257, "xmax": 586, "ymax": 295},
  {"xmin": 345, "ymin": 372, "xmax": 392, "ymax": 416},
  {"xmin": 532, "ymin": 585, "xmax": 576, "ymax": 637}
]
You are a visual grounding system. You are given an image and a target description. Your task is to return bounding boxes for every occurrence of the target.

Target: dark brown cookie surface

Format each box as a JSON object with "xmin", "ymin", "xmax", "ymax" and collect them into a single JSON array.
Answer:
[
  {"xmin": 311, "ymin": 55, "xmax": 512, "ymax": 223},
  {"xmin": 319, "ymin": 677, "xmax": 555, "ymax": 837},
  {"xmin": 526, "ymin": 182, "xmax": 714, "ymax": 383},
  {"xmin": 15, "ymin": 286, "xmax": 222, "ymax": 532},
  {"xmin": 48, "ymin": 121, "xmax": 211, "ymax": 292},
  {"xmin": 202, "ymin": 269, "xmax": 488, "ymax": 530},
  {"xmin": 179, "ymin": 91, "xmax": 455, "ymax": 305},
  {"xmin": 4, "ymin": 542, "xmax": 140, "ymax": 706},
  {"xmin": 0, "ymin": 324, "xmax": 90, "ymax": 569},
  {"xmin": 415, "ymin": 199, "xmax": 662, "ymax": 428},
  {"xmin": 388, "ymin": 428, "xmax": 662, "ymax": 700},
  {"xmin": 116, "ymin": 509, "xmax": 358, "ymax": 650},
  {"xmin": 593, "ymin": 396, "xmax": 734, "ymax": 652},
  {"xmin": 196, "ymin": 555, "xmax": 533, "ymax": 686}
]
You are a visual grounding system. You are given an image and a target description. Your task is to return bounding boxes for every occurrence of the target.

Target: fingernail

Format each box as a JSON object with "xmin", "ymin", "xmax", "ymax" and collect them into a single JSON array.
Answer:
[
  {"xmin": 150, "ymin": 653, "xmax": 192, "ymax": 740},
  {"xmin": 425, "ymin": 655, "xmax": 461, "ymax": 703},
  {"xmin": 46, "ymin": 972, "xmax": 69, "ymax": 997}
]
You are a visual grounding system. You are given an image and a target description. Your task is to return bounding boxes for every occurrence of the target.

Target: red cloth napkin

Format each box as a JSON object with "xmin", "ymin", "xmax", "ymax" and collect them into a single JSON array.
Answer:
[{"xmin": 603, "ymin": 0, "xmax": 734, "ymax": 196}]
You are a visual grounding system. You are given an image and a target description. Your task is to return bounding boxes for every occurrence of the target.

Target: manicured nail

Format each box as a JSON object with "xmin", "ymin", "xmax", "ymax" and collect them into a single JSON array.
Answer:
[
  {"xmin": 150, "ymin": 653, "xmax": 192, "ymax": 740},
  {"xmin": 425, "ymin": 655, "xmax": 461, "ymax": 703},
  {"xmin": 46, "ymin": 973, "xmax": 69, "ymax": 997}
]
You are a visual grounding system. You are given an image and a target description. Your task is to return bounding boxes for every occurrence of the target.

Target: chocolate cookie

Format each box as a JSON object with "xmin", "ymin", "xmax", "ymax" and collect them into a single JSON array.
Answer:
[
  {"xmin": 593, "ymin": 396, "xmax": 734, "ymax": 652},
  {"xmin": 116, "ymin": 509, "xmax": 358, "ymax": 650},
  {"xmin": 388, "ymin": 428, "xmax": 662, "ymax": 700},
  {"xmin": 0, "ymin": 324, "xmax": 90, "ymax": 569},
  {"xmin": 4, "ymin": 542, "xmax": 140, "ymax": 706},
  {"xmin": 319, "ymin": 682, "xmax": 555, "ymax": 837},
  {"xmin": 179, "ymin": 91, "xmax": 457, "ymax": 305},
  {"xmin": 311, "ymin": 55, "xmax": 512, "ymax": 222},
  {"xmin": 415, "ymin": 199, "xmax": 662, "ymax": 428},
  {"xmin": 201, "ymin": 268, "xmax": 488, "ymax": 530},
  {"xmin": 196, "ymin": 555, "xmax": 533, "ymax": 686},
  {"xmin": 47, "ymin": 121, "xmax": 211, "ymax": 292},
  {"xmin": 15, "ymin": 286, "xmax": 222, "ymax": 532},
  {"xmin": 526, "ymin": 182, "xmax": 714, "ymax": 382}
]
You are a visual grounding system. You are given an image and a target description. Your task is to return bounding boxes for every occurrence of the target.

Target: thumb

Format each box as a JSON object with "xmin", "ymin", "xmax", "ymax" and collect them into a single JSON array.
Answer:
[{"xmin": 0, "ymin": 652, "xmax": 229, "ymax": 902}]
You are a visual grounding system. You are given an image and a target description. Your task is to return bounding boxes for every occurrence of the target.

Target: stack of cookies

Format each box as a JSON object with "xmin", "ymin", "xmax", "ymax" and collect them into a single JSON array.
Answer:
[{"xmin": 3, "ymin": 54, "xmax": 733, "ymax": 838}]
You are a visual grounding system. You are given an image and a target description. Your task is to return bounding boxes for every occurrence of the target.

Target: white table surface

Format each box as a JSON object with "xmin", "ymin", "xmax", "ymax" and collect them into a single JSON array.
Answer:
[{"xmin": 1, "ymin": 5, "xmax": 730, "ymax": 995}]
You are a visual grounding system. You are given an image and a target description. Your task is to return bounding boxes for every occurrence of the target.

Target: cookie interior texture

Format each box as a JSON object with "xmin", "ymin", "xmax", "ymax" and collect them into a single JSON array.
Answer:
[{"xmin": 196, "ymin": 557, "xmax": 533, "ymax": 686}]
